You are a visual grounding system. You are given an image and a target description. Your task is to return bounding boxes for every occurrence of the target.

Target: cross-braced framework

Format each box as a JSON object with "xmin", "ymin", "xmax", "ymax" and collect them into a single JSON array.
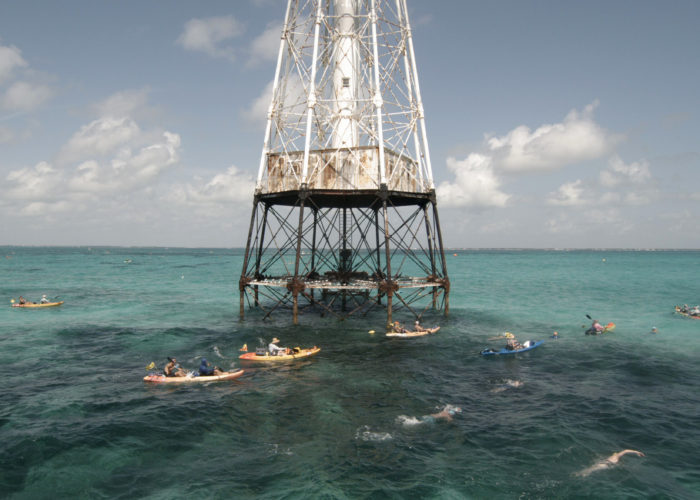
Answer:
[{"xmin": 240, "ymin": 0, "xmax": 449, "ymax": 324}]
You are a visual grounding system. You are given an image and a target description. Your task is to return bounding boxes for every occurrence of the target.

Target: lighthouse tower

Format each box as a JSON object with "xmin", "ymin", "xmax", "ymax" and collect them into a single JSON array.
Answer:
[{"xmin": 240, "ymin": 0, "xmax": 449, "ymax": 325}]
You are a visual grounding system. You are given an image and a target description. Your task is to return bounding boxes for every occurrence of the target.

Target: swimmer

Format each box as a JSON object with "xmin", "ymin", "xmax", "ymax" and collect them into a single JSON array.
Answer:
[
  {"xmin": 488, "ymin": 331, "xmax": 515, "ymax": 340},
  {"xmin": 397, "ymin": 404, "xmax": 462, "ymax": 426},
  {"xmin": 430, "ymin": 404, "xmax": 462, "ymax": 422},
  {"xmin": 491, "ymin": 379, "xmax": 523, "ymax": 393},
  {"xmin": 650, "ymin": 327, "xmax": 657, "ymax": 334},
  {"xmin": 574, "ymin": 449, "xmax": 645, "ymax": 477},
  {"xmin": 551, "ymin": 331, "xmax": 559, "ymax": 339}
]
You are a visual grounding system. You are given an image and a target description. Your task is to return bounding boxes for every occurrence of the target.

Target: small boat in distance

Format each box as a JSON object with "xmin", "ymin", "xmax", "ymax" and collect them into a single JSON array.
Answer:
[{"xmin": 11, "ymin": 301, "xmax": 64, "ymax": 308}]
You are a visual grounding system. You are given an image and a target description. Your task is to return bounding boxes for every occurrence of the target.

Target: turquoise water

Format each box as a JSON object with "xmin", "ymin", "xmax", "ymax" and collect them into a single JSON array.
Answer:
[{"xmin": 1, "ymin": 247, "xmax": 699, "ymax": 499}]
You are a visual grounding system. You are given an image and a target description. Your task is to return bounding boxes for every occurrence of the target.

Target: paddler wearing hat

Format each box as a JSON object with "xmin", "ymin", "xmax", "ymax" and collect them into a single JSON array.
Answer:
[
  {"xmin": 40, "ymin": 294, "xmax": 49, "ymax": 304},
  {"xmin": 268, "ymin": 337, "xmax": 286, "ymax": 356}
]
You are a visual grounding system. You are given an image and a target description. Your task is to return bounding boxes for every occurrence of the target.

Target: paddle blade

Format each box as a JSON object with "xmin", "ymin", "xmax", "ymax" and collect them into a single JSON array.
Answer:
[
  {"xmin": 605, "ymin": 322, "xmax": 616, "ymax": 331},
  {"xmin": 10, "ymin": 299, "xmax": 15, "ymax": 304},
  {"xmin": 239, "ymin": 343, "xmax": 248, "ymax": 352},
  {"xmin": 145, "ymin": 361, "xmax": 156, "ymax": 371},
  {"xmin": 585, "ymin": 314, "xmax": 592, "ymax": 320}
]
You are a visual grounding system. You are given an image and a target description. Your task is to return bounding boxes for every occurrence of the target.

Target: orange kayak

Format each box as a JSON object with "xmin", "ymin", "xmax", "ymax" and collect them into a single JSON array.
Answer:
[
  {"xmin": 239, "ymin": 346, "xmax": 321, "ymax": 362},
  {"xmin": 144, "ymin": 369, "xmax": 245, "ymax": 383}
]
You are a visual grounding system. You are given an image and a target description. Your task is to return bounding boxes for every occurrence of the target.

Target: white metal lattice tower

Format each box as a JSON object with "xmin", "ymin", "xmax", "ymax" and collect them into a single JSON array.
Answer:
[{"xmin": 240, "ymin": 0, "xmax": 449, "ymax": 325}]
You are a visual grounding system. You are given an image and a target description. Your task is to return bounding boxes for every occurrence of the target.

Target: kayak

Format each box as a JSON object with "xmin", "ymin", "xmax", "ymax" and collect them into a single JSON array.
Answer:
[
  {"xmin": 585, "ymin": 322, "xmax": 616, "ymax": 335},
  {"xmin": 11, "ymin": 301, "xmax": 64, "ymax": 308},
  {"xmin": 239, "ymin": 346, "xmax": 321, "ymax": 362},
  {"xmin": 481, "ymin": 340, "xmax": 544, "ymax": 356},
  {"xmin": 675, "ymin": 306, "xmax": 700, "ymax": 320},
  {"xmin": 144, "ymin": 369, "xmax": 244, "ymax": 383},
  {"xmin": 386, "ymin": 326, "xmax": 440, "ymax": 338}
]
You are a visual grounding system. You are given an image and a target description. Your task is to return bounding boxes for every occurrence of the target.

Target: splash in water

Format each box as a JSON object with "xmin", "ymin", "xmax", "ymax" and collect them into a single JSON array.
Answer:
[
  {"xmin": 574, "ymin": 449, "xmax": 645, "ymax": 477},
  {"xmin": 397, "ymin": 404, "xmax": 462, "ymax": 426},
  {"xmin": 491, "ymin": 379, "xmax": 524, "ymax": 393},
  {"xmin": 355, "ymin": 425, "xmax": 392, "ymax": 442}
]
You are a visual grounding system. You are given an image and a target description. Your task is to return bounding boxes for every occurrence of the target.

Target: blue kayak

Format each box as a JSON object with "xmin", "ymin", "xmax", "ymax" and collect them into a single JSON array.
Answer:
[{"xmin": 481, "ymin": 340, "xmax": 544, "ymax": 356}]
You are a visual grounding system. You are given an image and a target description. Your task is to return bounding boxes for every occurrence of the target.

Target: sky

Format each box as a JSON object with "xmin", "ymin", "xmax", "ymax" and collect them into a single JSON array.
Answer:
[{"xmin": 1, "ymin": 0, "xmax": 699, "ymax": 248}]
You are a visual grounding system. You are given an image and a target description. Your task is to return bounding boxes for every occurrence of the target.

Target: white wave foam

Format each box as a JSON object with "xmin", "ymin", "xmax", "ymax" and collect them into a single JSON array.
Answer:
[
  {"xmin": 396, "ymin": 415, "xmax": 424, "ymax": 426},
  {"xmin": 355, "ymin": 425, "xmax": 392, "ymax": 441}
]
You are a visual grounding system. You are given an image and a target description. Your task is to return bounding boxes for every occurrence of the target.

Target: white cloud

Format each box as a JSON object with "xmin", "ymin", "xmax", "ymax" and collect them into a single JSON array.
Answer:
[
  {"xmin": 487, "ymin": 101, "xmax": 617, "ymax": 172},
  {"xmin": 0, "ymin": 44, "xmax": 27, "ymax": 83},
  {"xmin": 1, "ymin": 80, "xmax": 53, "ymax": 111},
  {"xmin": 1, "ymin": 89, "xmax": 183, "ymax": 218},
  {"xmin": 5, "ymin": 161, "xmax": 62, "ymax": 201},
  {"xmin": 242, "ymin": 79, "xmax": 273, "ymax": 127},
  {"xmin": 436, "ymin": 154, "xmax": 510, "ymax": 208},
  {"xmin": 59, "ymin": 117, "xmax": 141, "ymax": 164},
  {"xmin": 68, "ymin": 131, "xmax": 181, "ymax": 194},
  {"xmin": 247, "ymin": 22, "xmax": 282, "ymax": 67},
  {"xmin": 92, "ymin": 88, "xmax": 151, "ymax": 119},
  {"xmin": 176, "ymin": 16, "xmax": 244, "ymax": 61},
  {"xmin": 167, "ymin": 165, "xmax": 255, "ymax": 210},
  {"xmin": 600, "ymin": 155, "xmax": 651, "ymax": 187},
  {"xmin": 19, "ymin": 200, "xmax": 73, "ymax": 216},
  {"xmin": 242, "ymin": 75, "xmax": 306, "ymax": 128},
  {"xmin": 547, "ymin": 179, "xmax": 586, "ymax": 206}
]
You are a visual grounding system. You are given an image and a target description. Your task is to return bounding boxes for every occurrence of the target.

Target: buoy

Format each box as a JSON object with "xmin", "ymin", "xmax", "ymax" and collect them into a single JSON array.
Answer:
[
  {"xmin": 453, "ymin": 253, "xmax": 457, "ymax": 257},
  {"xmin": 368, "ymin": 330, "xmax": 375, "ymax": 334}
]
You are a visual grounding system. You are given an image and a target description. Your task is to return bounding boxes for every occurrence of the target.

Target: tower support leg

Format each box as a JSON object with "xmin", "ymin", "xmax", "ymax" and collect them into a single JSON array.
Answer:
[{"xmin": 239, "ymin": 197, "xmax": 259, "ymax": 319}]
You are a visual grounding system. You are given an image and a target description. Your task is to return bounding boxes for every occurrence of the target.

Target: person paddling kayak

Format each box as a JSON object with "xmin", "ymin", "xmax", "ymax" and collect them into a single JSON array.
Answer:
[
  {"xmin": 585, "ymin": 319, "xmax": 605, "ymax": 335},
  {"xmin": 164, "ymin": 357, "xmax": 187, "ymax": 377},
  {"xmin": 268, "ymin": 337, "xmax": 286, "ymax": 356},
  {"xmin": 198, "ymin": 358, "xmax": 224, "ymax": 376}
]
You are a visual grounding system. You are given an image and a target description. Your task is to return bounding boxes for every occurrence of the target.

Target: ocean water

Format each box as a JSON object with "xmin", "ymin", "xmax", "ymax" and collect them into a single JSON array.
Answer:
[{"xmin": 1, "ymin": 247, "xmax": 699, "ymax": 499}]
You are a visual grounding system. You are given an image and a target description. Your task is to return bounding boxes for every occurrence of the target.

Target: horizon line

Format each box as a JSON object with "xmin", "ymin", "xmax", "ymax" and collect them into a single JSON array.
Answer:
[{"xmin": 2, "ymin": 245, "xmax": 700, "ymax": 252}]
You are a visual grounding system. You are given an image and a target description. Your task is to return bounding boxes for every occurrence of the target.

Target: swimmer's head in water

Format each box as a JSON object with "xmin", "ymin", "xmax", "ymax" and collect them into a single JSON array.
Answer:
[{"xmin": 444, "ymin": 405, "xmax": 462, "ymax": 415}]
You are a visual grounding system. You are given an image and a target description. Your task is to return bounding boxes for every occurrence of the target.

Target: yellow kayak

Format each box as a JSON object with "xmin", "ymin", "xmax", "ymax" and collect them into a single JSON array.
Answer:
[
  {"xmin": 239, "ymin": 346, "xmax": 321, "ymax": 362},
  {"xmin": 386, "ymin": 326, "xmax": 440, "ymax": 338},
  {"xmin": 144, "ymin": 369, "xmax": 245, "ymax": 383},
  {"xmin": 12, "ymin": 301, "xmax": 64, "ymax": 308}
]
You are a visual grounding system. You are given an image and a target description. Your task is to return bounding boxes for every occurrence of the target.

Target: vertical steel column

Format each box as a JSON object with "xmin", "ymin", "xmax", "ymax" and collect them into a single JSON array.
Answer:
[
  {"xmin": 400, "ymin": 0, "xmax": 434, "ymax": 188},
  {"xmin": 422, "ymin": 203, "xmax": 437, "ymax": 308},
  {"xmin": 370, "ymin": 0, "xmax": 387, "ymax": 185},
  {"xmin": 292, "ymin": 196, "xmax": 306, "ymax": 325},
  {"xmin": 239, "ymin": 197, "xmax": 260, "ymax": 318},
  {"xmin": 256, "ymin": 0, "xmax": 293, "ymax": 188},
  {"xmin": 301, "ymin": 2, "xmax": 323, "ymax": 183},
  {"xmin": 310, "ymin": 207, "xmax": 318, "ymax": 304},
  {"xmin": 432, "ymin": 200, "xmax": 449, "ymax": 315},
  {"xmin": 254, "ymin": 204, "xmax": 270, "ymax": 307},
  {"xmin": 374, "ymin": 206, "xmax": 382, "ymax": 304},
  {"xmin": 342, "ymin": 206, "xmax": 347, "ymax": 310},
  {"xmin": 383, "ymin": 198, "xmax": 393, "ymax": 326}
]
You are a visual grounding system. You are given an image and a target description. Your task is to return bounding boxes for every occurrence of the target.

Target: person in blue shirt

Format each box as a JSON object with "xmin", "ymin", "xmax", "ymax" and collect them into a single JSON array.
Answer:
[{"xmin": 198, "ymin": 358, "xmax": 224, "ymax": 376}]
